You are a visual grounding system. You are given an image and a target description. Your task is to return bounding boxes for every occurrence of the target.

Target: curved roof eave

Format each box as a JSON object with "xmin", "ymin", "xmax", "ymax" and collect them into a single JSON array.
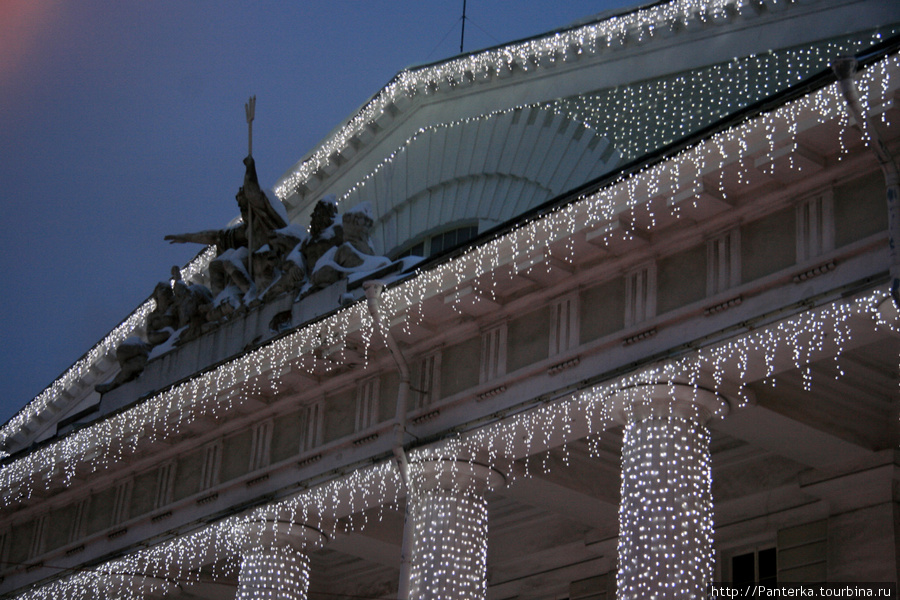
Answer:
[
  {"xmin": 273, "ymin": 0, "xmax": 761, "ymax": 203},
  {"xmin": 380, "ymin": 34, "xmax": 900, "ymax": 286},
  {"xmin": 277, "ymin": 0, "xmax": 665, "ymax": 186}
]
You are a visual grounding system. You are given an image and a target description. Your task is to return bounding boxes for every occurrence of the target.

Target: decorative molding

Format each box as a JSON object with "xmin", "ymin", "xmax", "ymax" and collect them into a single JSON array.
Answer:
[
  {"xmin": 297, "ymin": 454, "xmax": 322, "ymax": 468},
  {"xmin": 623, "ymin": 328, "xmax": 657, "ymax": 346},
  {"xmin": 412, "ymin": 410, "xmax": 441, "ymax": 425},
  {"xmin": 245, "ymin": 474, "xmax": 270, "ymax": 488},
  {"xmin": 196, "ymin": 493, "xmax": 218, "ymax": 506},
  {"xmin": 353, "ymin": 434, "xmax": 379, "ymax": 447},
  {"xmin": 548, "ymin": 357, "xmax": 581, "ymax": 375},
  {"xmin": 704, "ymin": 296, "xmax": 742, "ymax": 315},
  {"xmin": 793, "ymin": 261, "xmax": 836, "ymax": 283},
  {"xmin": 477, "ymin": 385, "xmax": 507, "ymax": 401},
  {"xmin": 150, "ymin": 511, "xmax": 172, "ymax": 524}
]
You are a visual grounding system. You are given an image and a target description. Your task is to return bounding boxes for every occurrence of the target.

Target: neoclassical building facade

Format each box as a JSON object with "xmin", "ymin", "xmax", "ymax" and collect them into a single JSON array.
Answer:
[{"xmin": 2, "ymin": 0, "xmax": 900, "ymax": 598}]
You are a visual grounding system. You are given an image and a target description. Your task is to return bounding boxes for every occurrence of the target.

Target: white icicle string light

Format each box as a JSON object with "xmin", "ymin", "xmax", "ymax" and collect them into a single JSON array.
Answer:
[
  {"xmin": 0, "ymin": 247, "xmax": 216, "ymax": 453},
  {"xmin": 0, "ymin": 297, "xmax": 373, "ymax": 508},
  {"xmin": 275, "ymin": 0, "xmax": 875, "ymax": 201},
  {"xmin": 407, "ymin": 488, "xmax": 489, "ymax": 600},
  {"xmin": 552, "ymin": 33, "xmax": 894, "ymax": 164},
  {"xmin": 14, "ymin": 461, "xmax": 397, "ymax": 600},
  {"xmin": 617, "ymin": 416, "xmax": 714, "ymax": 599},
  {"xmin": 236, "ymin": 547, "xmax": 310, "ymax": 600},
  {"xmin": 5, "ymin": 17, "xmax": 894, "ymax": 457},
  {"xmin": 12, "ymin": 286, "xmax": 897, "ymax": 600},
  {"xmin": 2, "ymin": 48, "xmax": 897, "ymax": 548}
]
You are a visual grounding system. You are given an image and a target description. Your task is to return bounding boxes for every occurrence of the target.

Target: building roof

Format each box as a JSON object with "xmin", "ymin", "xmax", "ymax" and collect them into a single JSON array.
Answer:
[
  {"xmin": 273, "ymin": 0, "xmax": 900, "ymax": 251},
  {"xmin": 4, "ymin": 1, "xmax": 900, "ymax": 595},
  {"xmin": 2, "ymin": 0, "xmax": 898, "ymax": 461}
]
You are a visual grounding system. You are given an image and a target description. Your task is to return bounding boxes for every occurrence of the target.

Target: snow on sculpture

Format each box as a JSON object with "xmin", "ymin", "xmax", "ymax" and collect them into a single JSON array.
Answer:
[
  {"xmin": 311, "ymin": 202, "xmax": 390, "ymax": 288},
  {"xmin": 299, "ymin": 196, "xmax": 342, "ymax": 275},
  {"xmin": 97, "ymin": 157, "xmax": 394, "ymax": 394}
]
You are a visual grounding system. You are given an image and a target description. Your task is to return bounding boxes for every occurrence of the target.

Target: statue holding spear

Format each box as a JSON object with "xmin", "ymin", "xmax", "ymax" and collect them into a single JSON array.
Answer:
[{"xmin": 165, "ymin": 96, "xmax": 287, "ymax": 295}]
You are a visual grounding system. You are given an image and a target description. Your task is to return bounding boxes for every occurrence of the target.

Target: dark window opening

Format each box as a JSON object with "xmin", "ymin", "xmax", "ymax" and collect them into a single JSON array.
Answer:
[
  {"xmin": 429, "ymin": 225, "xmax": 478, "ymax": 256},
  {"xmin": 395, "ymin": 225, "xmax": 479, "ymax": 259},
  {"xmin": 397, "ymin": 241, "xmax": 425, "ymax": 259},
  {"xmin": 732, "ymin": 547, "xmax": 777, "ymax": 584}
]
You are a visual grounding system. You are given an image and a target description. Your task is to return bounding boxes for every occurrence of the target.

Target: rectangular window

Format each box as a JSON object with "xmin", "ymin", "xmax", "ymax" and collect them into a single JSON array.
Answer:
[
  {"xmin": 732, "ymin": 547, "xmax": 777, "ymax": 584},
  {"xmin": 397, "ymin": 241, "xmax": 425, "ymax": 259},
  {"xmin": 155, "ymin": 461, "xmax": 176, "ymax": 509},
  {"xmin": 549, "ymin": 295, "xmax": 580, "ymax": 356},
  {"xmin": 69, "ymin": 498, "xmax": 89, "ymax": 543},
  {"xmin": 481, "ymin": 324, "xmax": 508, "ymax": 382},
  {"xmin": 625, "ymin": 263, "xmax": 657, "ymax": 327},
  {"xmin": 796, "ymin": 191, "xmax": 834, "ymax": 262},
  {"xmin": 29, "ymin": 515, "xmax": 47, "ymax": 557},
  {"xmin": 707, "ymin": 229, "xmax": 741, "ymax": 295},
  {"xmin": 249, "ymin": 420, "xmax": 273, "ymax": 471},
  {"xmin": 430, "ymin": 225, "xmax": 479, "ymax": 257},
  {"xmin": 416, "ymin": 351, "xmax": 442, "ymax": 409},
  {"xmin": 199, "ymin": 442, "xmax": 222, "ymax": 490},
  {"xmin": 112, "ymin": 480, "xmax": 133, "ymax": 525},
  {"xmin": 299, "ymin": 401, "xmax": 323, "ymax": 452},
  {"xmin": 356, "ymin": 378, "xmax": 380, "ymax": 431},
  {"xmin": 0, "ymin": 531, "xmax": 8, "ymax": 572}
]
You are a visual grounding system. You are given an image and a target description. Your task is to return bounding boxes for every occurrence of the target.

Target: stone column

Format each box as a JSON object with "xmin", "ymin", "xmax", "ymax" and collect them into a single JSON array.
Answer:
[
  {"xmin": 405, "ymin": 460, "xmax": 504, "ymax": 600},
  {"xmin": 235, "ymin": 520, "xmax": 326, "ymax": 600},
  {"xmin": 610, "ymin": 384, "xmax": 728, "ymax": 600}
]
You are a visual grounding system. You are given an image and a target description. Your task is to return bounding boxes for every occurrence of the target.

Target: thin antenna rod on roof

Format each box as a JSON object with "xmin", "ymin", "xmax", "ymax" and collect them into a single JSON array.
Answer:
[{"xmin": 460, "ymin": 0, "xmax": 467, "ymax": 53}]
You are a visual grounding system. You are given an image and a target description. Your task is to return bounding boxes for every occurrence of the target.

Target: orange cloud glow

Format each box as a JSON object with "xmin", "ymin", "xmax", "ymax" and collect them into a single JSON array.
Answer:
[{"xmin": 0, "ymin": 0, "xmax": 63, "ymax": 88}]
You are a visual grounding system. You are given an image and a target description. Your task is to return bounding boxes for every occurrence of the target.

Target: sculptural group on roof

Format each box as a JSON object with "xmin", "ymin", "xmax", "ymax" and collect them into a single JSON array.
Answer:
[{"xmin": 96, "ymin": 155, "xmax": 390, "ymax": 393}]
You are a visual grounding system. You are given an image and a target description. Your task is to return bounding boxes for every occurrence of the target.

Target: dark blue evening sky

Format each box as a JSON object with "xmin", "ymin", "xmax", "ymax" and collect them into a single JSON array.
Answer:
[{"xmin": 0, "ymin": 1, "xmax": 635, "ymax": 426}]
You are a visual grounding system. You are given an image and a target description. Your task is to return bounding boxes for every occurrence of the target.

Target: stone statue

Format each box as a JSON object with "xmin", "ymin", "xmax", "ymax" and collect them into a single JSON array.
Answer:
[
  {"xmin": 337, "ymin": 203, "xmax": 375, "ymax": 258},
  {"xmin": 172, "ymin": 276, "xmax": 213, "ymax": 345},
  {"xmin": 310, "ymin": 203, "xmax": 389, "ymax": 288},
  {"xmin": 166, "ymin": 156, "xmax": 291, "ymax": 302},
  {"xmin": 145, "ymin": 280, "xmax": 178, "ymax": 346},
  {"xmin": 300, "ymin": 197, "xmax": 342, "ymax": 274},
  {"xmin": 95, "ymin": 338, "xmax": 153, "ymax": 394},
  {"xmin": 257, "ymin": 226, "xmax": 308, "ymax": 303},
  {"xmin": 239, "ymin": 156, "xmax": 288, "ymax": 254}
]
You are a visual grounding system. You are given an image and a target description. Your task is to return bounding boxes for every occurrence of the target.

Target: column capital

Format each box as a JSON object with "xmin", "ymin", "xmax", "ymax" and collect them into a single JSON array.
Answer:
[
  {"xmin": 609, "ymin": 382, "xmax": 730, "ymax": 425},
  {"xmin": 409, "ymin": 459, "xmax": 505, "ymax": 496}
]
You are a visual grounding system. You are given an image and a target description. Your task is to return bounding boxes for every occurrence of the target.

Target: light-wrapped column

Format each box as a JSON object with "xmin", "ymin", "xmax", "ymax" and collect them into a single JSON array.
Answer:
[
  {"xmin": 611, "ymin": 384, "xmax": 728, "ymax": 600},
  {"xmin": 406, "ymin": 460, "xmax": 504, "ymax": 600},
  {"xmin": 235, "ymin": 520, "xmax": 325, "ymax": 600},
  {"xmin": 236, "ymin": 545, "xmax": 310, "ymax": 600}
]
